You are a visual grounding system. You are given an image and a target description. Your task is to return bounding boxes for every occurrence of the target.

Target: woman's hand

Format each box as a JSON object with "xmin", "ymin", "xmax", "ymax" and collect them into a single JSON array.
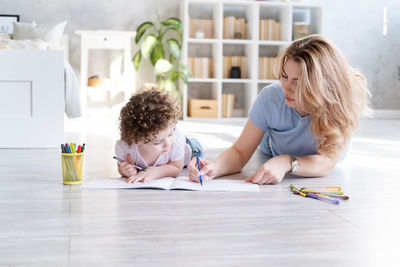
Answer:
[
  {"xmin": 127, "ymin": 167, "xmax": 157, "ymax": 183},
  {"xmin": 118, "ymin": 154, "xmax": 138, "ymax": 178},
  {"xmin": 246, "ymin": 155, "xmax": 291, "ymax": 185},
  {"xmin": 188, "ymin": 157, "xmax": 217, "ymax": 183}
]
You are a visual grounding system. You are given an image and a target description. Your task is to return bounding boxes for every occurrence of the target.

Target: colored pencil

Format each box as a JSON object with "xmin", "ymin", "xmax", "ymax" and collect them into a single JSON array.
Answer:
[{"xmin": 307, "ymin": 192, "xmax": 340, "ymax": 205}]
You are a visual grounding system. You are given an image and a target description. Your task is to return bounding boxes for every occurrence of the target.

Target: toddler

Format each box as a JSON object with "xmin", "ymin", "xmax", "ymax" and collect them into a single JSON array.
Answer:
[{"xmin": 115, "ymin": 88, "xmax": 203, "ymax": 183}]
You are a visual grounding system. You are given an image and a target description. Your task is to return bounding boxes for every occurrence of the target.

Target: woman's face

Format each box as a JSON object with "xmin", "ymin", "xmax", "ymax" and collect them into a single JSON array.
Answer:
[{"xmin": 280, "ymin": 58, "xmax": 301, "ymax": 109}]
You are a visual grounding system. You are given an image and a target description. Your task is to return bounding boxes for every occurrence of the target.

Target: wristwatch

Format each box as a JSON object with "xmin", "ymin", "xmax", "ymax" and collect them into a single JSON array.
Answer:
[{"xmin": 290, "ymin": 156, "xmax": 299, "ymax": 174}]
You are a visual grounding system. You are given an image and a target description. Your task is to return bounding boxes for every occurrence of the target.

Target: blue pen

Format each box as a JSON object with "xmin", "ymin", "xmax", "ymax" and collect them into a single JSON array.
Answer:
[
  {"xmin": 113, "ymin": 156, "xmax": 143, "ymax": 170},
  {"xmin": 196, "ymin": 153, "xmax": 203, "ymax": 186}
]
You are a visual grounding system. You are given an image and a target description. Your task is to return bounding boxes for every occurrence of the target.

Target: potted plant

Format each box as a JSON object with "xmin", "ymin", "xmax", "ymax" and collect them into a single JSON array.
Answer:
[{"xmin": 132, "ymin": 15, "xmax": 192, "ymax": 103}]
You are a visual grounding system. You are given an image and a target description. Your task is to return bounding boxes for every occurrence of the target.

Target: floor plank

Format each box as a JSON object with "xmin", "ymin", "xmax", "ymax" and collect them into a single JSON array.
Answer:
[{"xmin": 1, "ymin": 117, "xmax": 399, "ymax": 265}]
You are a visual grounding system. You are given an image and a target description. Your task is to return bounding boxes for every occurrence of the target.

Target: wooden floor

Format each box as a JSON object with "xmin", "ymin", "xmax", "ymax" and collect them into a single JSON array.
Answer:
[{"xmin": 1, "ymin": 116, "xmax": 400, "ymax": 266}]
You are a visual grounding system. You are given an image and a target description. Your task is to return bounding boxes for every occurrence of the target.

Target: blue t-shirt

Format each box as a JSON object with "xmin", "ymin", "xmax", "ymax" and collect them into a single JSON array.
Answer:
[{"xmin": 249, "ymin": 83, "xmax": 317, "ymax": 157}]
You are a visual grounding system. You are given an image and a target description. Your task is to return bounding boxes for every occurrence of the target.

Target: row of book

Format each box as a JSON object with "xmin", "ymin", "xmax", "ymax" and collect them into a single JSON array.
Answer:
[
  {"xmin": 189, "ymin": 19, "xmax": 214, "ymax": 39},
  {"xmin": 187, "ymin": 57, "xmax": 214, "ymax": 79},
  {"xmin": 187, "ymin": 56, "xmax": 278, "ymax": 80},
  {"xmin": 223, "ymin": 16, "xmax": 248, "ymax": 39},
  {"xmin": 188, "ymin": 17, "xmax": 283, "ymax": 41},
  {"xmin": 223, "ymin": 56, "xmax": 248, "ymax": 79},
  {"xmin": 258, "ymin": 57, "xmax": 279, "ymax": 80},
  {"xmin": 259, "ymin": 19, "xmax": 282, "ymax": 41}
]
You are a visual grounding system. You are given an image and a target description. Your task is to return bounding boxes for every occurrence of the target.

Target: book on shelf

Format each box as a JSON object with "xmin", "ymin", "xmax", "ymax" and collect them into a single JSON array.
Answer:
[
  {"xmin": 258, "ymin": 57, "xmax": 264, "ymax": 79},
  {"xmin": 222, "ymin": 94, "xmax": 227, "ymax": 117},
  {"xmin": 188, "ymin": 57, "xmax": 214, "ymax": 78},
  {"xmin": 270, "ymin": 57, "xmax": 278, "ymax": 79},
  {"xmin": 258, "ymin": 57, "xmax": 278, "ymax": 79},
  {"xmin": 221, "ymin": 93, "xmax": 235, "ymax": 117},
  {"xmin": 223, "ymin": 56, "xmax": 247, "ymax": 79},
  {"xmin": 82, "ymin": 176, "xmax": 259, "ymax": 192},
  {"xmin": 259, "ymin": 19, "xmax": 282, "ymax": 41},
  {"xmin": 189, "ymin": 18, "xmax": 214, "ymax": 39},
  {"xmin": 224, "ymin": 16, "xmax": 247, "ymax": 39},
  {"xmin": 270, "ymin": 19, "xmax": 278, "ymax": 40}
]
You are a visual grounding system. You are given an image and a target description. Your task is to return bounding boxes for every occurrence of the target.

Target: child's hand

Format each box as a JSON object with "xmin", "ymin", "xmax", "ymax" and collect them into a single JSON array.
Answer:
[
  {"xmin": 127, "ymin": 167, "xmax": 157, "ymax": 183},
  {"xmin": 118, "ymin": 154, "xmax": 138, "ymax": 178},
  {"xmin": 188, "ymin": 157, "xmax": 217, "ymax": 183}
]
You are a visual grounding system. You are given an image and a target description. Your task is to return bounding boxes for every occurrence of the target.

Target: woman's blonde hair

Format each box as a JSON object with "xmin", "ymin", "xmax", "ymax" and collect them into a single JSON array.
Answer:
[{"xmin": 277, "ymin": 34, "xmax": 371, "ymax": 159}]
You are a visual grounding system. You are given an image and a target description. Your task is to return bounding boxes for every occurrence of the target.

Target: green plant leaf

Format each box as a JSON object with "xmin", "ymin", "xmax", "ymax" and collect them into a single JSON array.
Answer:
[
  {"xmin": 135, "ymin": 21, "xmax": 154, "ymax": 44},
  {"xmin": 169, "ymin": 71, "xmax": 179, "ymax": 81},
  {"xmin": 155, "ymin": 59, "xmax": 173, "ymax": 75},
  {"xmin": 164, "ymin": 79, "xmax": 177, "ymax": 93},
  {"xmin": 178, "ymin": 72, "xmax": 189, "ymax": 85},
  {"xmin": 161, "ymin": 17, "xmax": 182, "ymax": 30},
  {"xmin": 178, "ymin": 63, "xmax": 190, "ymax": 70},
  {"xmin": 159, "ymin": 79, "xmax": 165, "ymax": 88},
  {"xmin": 186, "ymin": 69, "xmax": 193, "ymax": 78},
  {"xmin": 166, "ymin": 39, "xmax": 180, "ymax": 60},
  {"xmin": 151, "ymin": 44, "xmax": 165, "ymax": 65},
  {"xmin": 162, "ymin": 27, "xmax": 182, "ymax": 40},
  {"xmin": 141, "ymin": 34, "xmax": 158, "ymax": 58},
  {"xmin": 132, "ymin": 50, "xmax": 142, "ymax": 71},
  {"xmin": 179, "ymin": 63, "xmax": 193, "ymax": 78}
]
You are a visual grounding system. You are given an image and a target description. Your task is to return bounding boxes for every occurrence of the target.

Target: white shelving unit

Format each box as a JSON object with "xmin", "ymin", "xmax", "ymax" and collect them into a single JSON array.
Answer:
[
  {"xmin": 180, "ymin": 0, "xmax": 322, "ymax": 119},
  {"xmin": 75, "ymin": 30, "xmax": 136, "ymax": 116}
]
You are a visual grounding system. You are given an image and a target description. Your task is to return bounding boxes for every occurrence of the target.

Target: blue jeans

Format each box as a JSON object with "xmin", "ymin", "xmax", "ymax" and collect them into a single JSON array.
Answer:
[{"xmin": 185, "ymin": 138, "xmax": 204, "ymax": 158}]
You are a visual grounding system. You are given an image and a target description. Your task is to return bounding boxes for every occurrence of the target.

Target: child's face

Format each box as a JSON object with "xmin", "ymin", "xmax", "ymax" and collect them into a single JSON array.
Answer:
[{"xmin": 138, "ymin": 124, "xmax": 176, "ymax": 155}]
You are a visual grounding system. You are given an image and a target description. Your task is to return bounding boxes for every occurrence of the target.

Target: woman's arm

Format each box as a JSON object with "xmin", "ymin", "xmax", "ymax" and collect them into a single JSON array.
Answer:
[
  {"xmin": 214, "ymin": 119, "xmax": 265, "ymax": 177},
  {"xmin": 188, "ymin": 119, "xmax": 265, "ymax": 182},
  {"xmin": 294, "ymin": 154, "xmax": 338, "ymax": 177},
  {"xmin": 246, "ymin": 152, "xmax": 340, "ymax": 185}
]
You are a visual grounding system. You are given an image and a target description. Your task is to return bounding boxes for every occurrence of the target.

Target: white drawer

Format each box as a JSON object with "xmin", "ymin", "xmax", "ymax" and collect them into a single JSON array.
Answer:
[{"xmin": 83, "ymin": 34, "xmax": 126, "ymax": 49}]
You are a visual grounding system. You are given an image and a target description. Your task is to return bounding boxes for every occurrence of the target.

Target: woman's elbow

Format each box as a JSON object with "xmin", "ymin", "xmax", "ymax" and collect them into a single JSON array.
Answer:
[{"xmin": 319, "ymin": 164, "xmax": 335, "ymax": 177}]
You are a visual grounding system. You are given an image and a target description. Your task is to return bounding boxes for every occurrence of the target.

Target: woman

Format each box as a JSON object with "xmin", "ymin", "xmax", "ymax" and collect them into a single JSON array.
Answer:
[{"xmin": 188, "ymin": 34, "xmax": 370, "ymax": 185}]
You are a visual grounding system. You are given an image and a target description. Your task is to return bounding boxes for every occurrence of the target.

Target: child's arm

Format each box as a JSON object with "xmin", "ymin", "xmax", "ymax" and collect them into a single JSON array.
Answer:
[
  {"xmin": 127, "ymin": 158, "xmax": 184, "ymax": 183},
  {"xmin": 117, "ymin": 154, "xmax": 138, "ymax": 178}
]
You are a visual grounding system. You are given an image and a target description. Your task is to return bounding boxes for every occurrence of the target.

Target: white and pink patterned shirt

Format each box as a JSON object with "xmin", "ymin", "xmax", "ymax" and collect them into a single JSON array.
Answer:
[{"xmin": 115, "ymin": 128, "xmax": 192, "ymax": 169}]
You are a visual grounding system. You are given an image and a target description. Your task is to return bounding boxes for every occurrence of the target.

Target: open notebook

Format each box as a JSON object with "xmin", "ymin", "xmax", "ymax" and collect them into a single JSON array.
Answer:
[{"xmin": 81, "ymin": 176, "xmax": 259, "ymax": 192}]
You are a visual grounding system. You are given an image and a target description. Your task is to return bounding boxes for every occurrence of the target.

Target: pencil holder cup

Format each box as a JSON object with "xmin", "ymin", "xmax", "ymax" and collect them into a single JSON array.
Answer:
[{"xmin": 61, "ymin": 153, "xmax": 84, "ymax": 185}]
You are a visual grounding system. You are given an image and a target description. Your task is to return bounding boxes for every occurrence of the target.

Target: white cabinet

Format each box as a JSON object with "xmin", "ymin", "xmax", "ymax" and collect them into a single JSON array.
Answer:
[
  {"xmin": 180, "ymin": 0, "xmax": 322, "ymax": 119},
  {"xmin": 75, "ymin": 30, "xmax": 136, "ymax": 115}
]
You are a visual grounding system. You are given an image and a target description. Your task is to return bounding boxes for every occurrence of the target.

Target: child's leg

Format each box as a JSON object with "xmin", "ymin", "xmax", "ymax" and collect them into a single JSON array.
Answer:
[{"xmin": 185, "ymin": 138, "xmax": 204, "ymax": 158}]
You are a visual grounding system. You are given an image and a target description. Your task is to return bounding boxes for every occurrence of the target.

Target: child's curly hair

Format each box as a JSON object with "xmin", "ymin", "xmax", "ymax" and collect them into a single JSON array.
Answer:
[{"xmin": 119, "ymin": 89, "xmax": 181, "ymax": 145}]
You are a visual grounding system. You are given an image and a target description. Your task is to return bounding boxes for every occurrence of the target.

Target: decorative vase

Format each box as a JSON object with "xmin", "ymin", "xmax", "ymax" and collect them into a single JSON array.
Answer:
[{"xmin": 230, "ymin": 66, "xmax": 241, "ymax": 79}]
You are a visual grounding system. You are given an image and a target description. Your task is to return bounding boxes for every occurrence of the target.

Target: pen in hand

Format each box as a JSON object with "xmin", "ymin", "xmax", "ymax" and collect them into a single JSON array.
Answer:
[
  {"xmin": 196, "ymin": 153, "xmax": 203, "ymax": 186},
  {"xmin": 113, "ymin": 156, "xmax": 143, "ymax": 170}
]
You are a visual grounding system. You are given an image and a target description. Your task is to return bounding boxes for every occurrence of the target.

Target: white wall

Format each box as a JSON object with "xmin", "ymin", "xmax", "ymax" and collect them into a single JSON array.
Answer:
[
  {"xmin": 1, "ymin": 0, "xmax": 399, "ymax": 109},
  {"xmin": 306, "ymin": 0, "xmax": 400, "ymax": 109}
]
